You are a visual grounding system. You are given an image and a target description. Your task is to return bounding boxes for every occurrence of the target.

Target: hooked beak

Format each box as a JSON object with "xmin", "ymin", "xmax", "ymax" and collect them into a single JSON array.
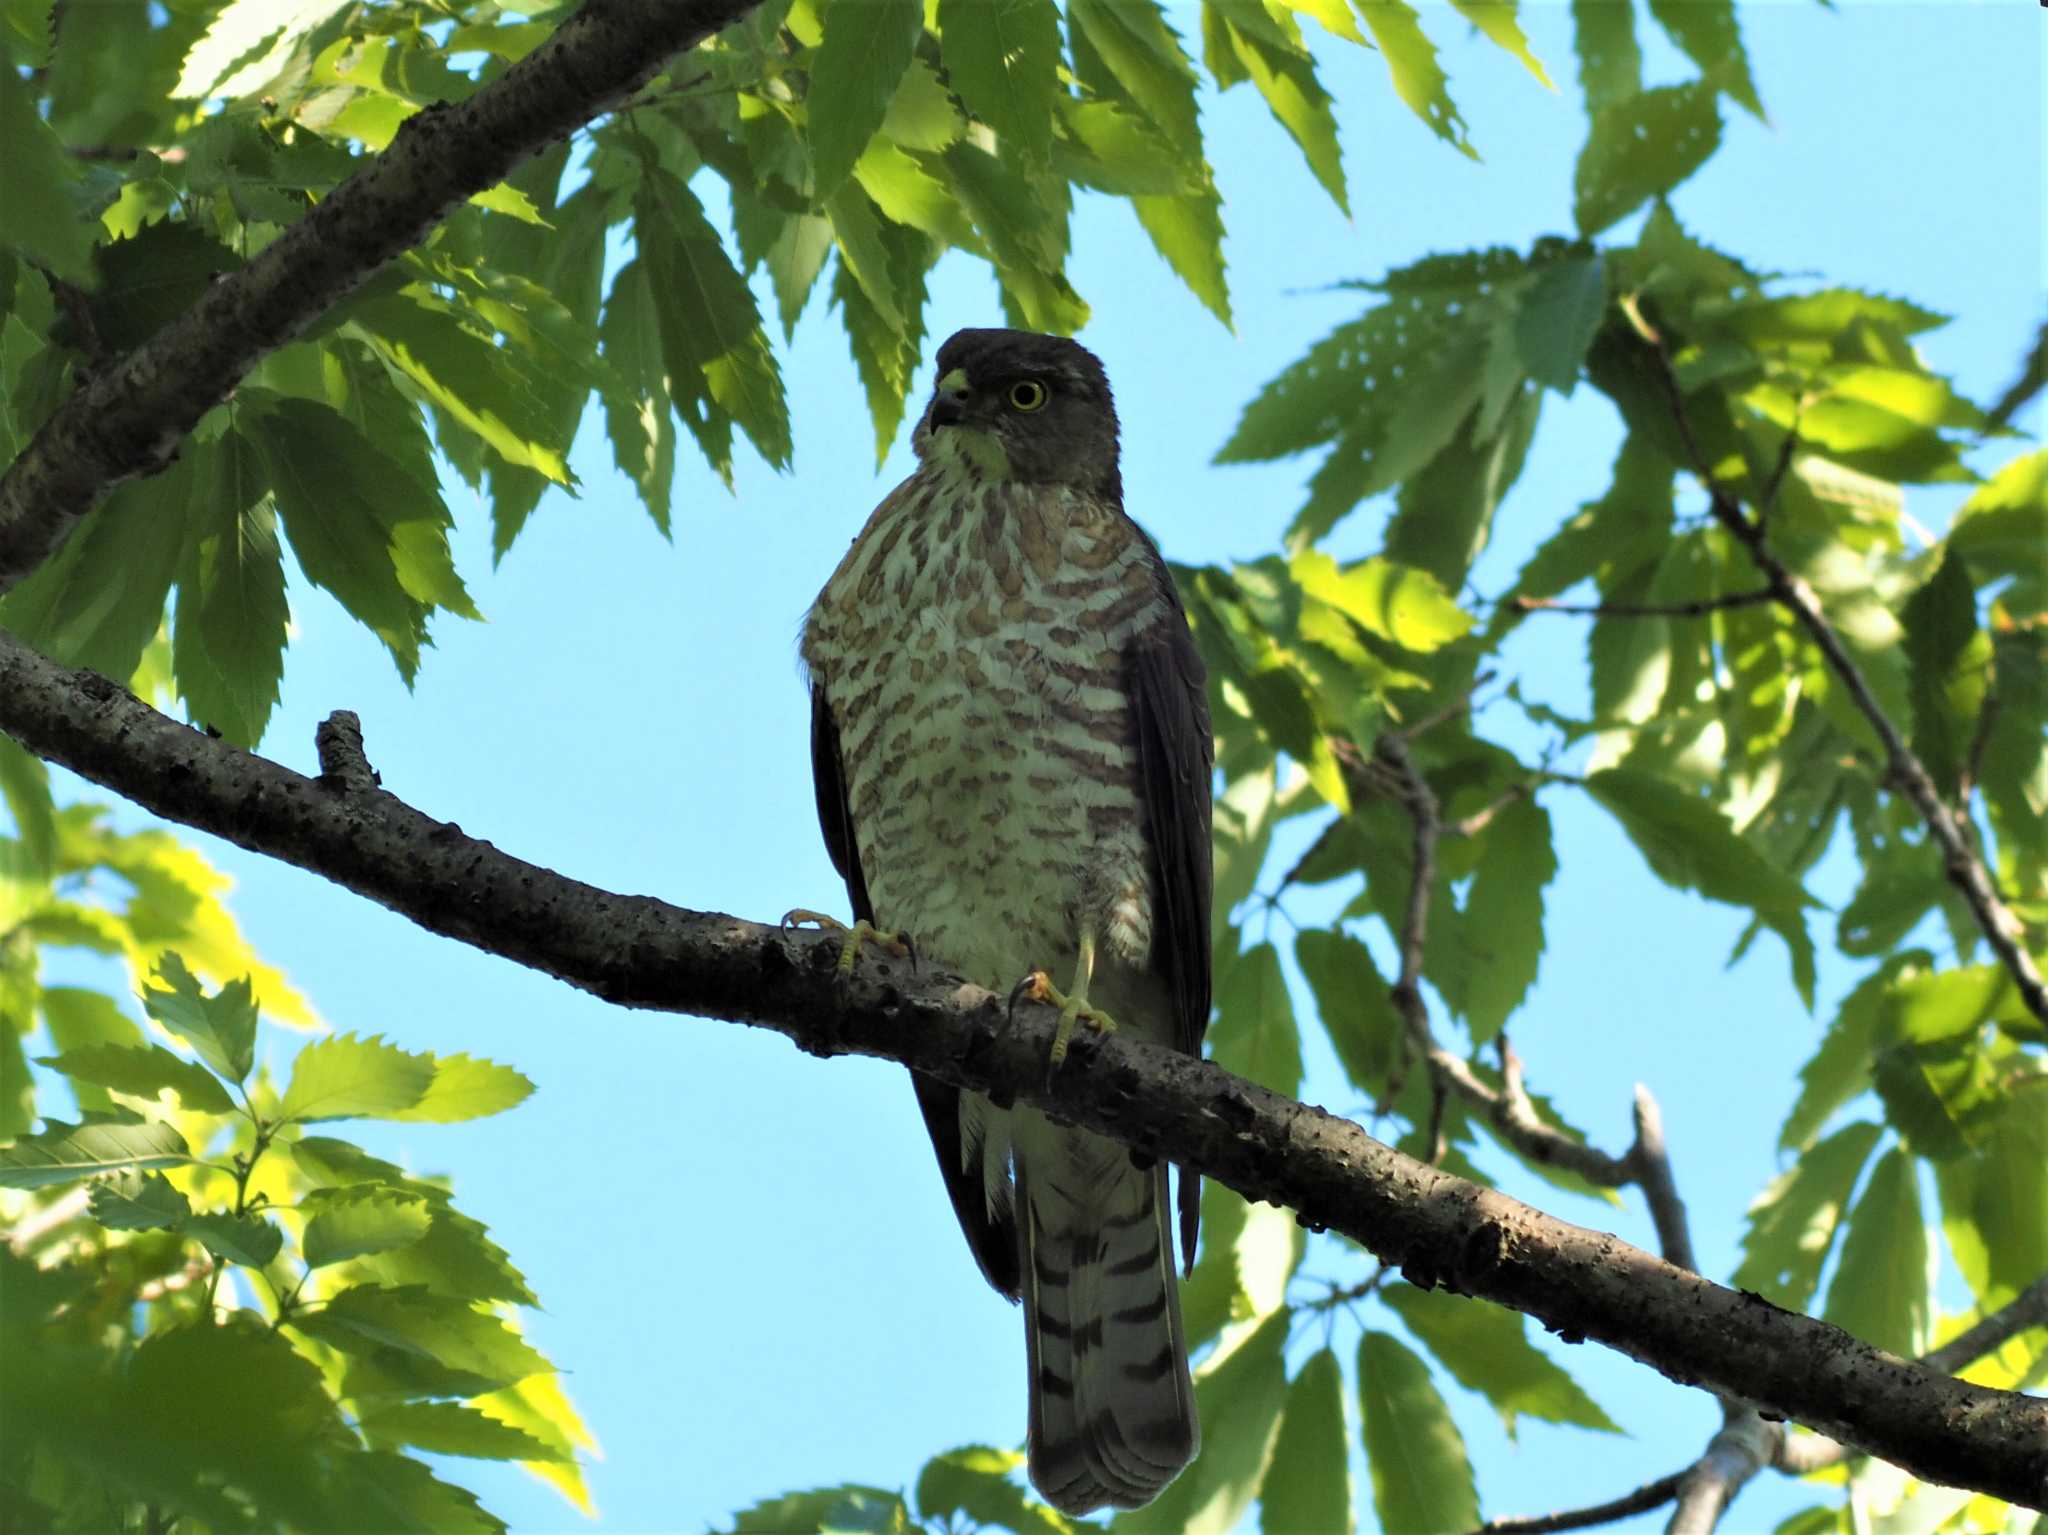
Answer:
[{"xmin": 927, "ymin": 367, "xmax": 969, "ymax": 428}]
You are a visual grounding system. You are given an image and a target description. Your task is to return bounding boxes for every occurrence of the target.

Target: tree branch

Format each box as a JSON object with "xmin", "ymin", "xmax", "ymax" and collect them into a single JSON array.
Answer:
[
  {"xmin": 2, "ymin": 633, "xmax": 2041, "ymax": 1506},
  {"xmin": 1469, "ymin": 1474, "xmax": 1684, "ymax": 1535},
  {"xmin": 1508, "ymin": 590, "xmax": 1774, "ymax": 619},
  {"xmin": 1628, "ymin": 313, "xmax": 2047, "ymax": 1024},
  {"xmin": 0, "ymin": 0, "xmax": 764, "ymax": 595}
]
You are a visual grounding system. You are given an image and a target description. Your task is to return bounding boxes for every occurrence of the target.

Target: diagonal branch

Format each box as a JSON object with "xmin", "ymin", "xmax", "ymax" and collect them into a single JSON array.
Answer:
[
  {"xmin": 1628, "ymin": 315, "xmax": 2046, "ymax": 1024},
  {"xmin": 0, "ymin": 0, "xmax": 764, "ymax": 595},
  {"xmin": 3, "ymin": 632, "xmax": 2040, "ymax": 1505}
]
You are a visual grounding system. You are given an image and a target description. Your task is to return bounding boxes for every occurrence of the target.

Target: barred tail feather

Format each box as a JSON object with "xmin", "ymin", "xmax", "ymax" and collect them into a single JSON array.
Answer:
[{"xmin": 1019, "ymin": 1136, "xmax": 1198, "ymax": 1515}]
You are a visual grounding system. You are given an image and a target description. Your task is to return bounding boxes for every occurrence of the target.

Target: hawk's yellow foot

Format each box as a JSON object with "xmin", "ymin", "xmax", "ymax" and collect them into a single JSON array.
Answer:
[
  {"xmin": 780, "ymin": 910, "xmax": 916, "ymax": 976},
  {"xmin": 1009, "ymin": 967, "xmax": 1119, "ymax": 1073}
]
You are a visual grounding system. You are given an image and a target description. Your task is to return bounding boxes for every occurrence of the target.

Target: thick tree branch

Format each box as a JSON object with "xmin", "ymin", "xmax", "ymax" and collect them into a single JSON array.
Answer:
[
  {"xmin": 0, "ymin": 0, "xmax": 763, "ymax": 594},
  {"xmin": 1628, "ymin": 314, "xmax": 2047, "ymax": 1024},
  {"xmin": 1, "ymin": 633, "xmax": 2042, "ymax": 1507}
]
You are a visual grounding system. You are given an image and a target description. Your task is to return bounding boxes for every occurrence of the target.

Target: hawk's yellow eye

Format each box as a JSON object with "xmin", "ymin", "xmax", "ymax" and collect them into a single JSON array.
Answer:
[{"xmin": 1007, "ymin": 379, "xmax": 1049, "ymax": 412}]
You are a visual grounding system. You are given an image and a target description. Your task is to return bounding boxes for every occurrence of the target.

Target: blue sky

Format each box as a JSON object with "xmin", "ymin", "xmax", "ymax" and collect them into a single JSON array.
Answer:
[{"xmin": 33, "ymin": 3, "xmax": 2045, "ymax": 1531}]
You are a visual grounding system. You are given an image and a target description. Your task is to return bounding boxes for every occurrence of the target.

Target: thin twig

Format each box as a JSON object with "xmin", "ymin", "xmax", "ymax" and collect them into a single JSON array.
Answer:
[
  {"xmin": 1625, "ymin": 1085, "xmax": 1696, "ymax": 1274},
  {"xmin": 1509, "ymin": 589, "xmax": 1774, "ymax": 619},
  {"xmin": 1467, "ymin": 1473, "xmax": 1684, "ymax": 1534},
  {"xmin": 1633, "ymin": 313, "xmax": 2047, "ymax": 1024}
]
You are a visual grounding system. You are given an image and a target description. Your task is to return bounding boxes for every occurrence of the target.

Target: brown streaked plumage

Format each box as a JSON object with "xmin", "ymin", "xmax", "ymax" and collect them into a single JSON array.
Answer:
[{"xmin": 801, "ymin": 328, "xmax": 1213, "ymax": 1515}]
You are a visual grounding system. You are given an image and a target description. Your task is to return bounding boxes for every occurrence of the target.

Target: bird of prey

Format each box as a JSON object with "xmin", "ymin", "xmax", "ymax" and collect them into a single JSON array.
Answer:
[{"xmin": 797, "ymin": 328, "xmax": 1213, "ymax": 1515}]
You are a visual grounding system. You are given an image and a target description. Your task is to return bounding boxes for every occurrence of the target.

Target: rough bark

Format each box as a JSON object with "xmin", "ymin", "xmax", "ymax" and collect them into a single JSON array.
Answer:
[{"xmin": 0, "ymin": 631, "xmax": 2042, "ymax": 1511}]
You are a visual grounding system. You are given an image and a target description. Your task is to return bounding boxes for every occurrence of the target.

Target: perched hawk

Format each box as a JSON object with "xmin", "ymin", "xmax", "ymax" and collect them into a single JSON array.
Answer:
[{"xmin": 799, "ymin": 329, "xmax": 1213, "ymax": 1514}]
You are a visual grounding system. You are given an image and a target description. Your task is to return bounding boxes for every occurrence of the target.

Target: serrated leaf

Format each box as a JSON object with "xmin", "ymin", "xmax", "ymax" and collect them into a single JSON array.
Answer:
[
  {"xmin": 1781, "ymin": 961, "xmax": 1900, "ymax": 1151},
  {"xmin": 637, "ymin": 165, "xmax": 791, "ymax": 473},
  {"xmin": 1901, "ymin": 550, "xmax": 1991, "ymax": 803},
  {"xmin": 359, "ymin": 1400, "xmax": 566, "ymax": 1463},
  {"xmin": 303, "ymin": 1185, "xmax": 434, "ymax": 1268},
  {"xmin": 1645, "ymin": 0, "xmax": 1761, "ymax": 118},
  {"xmin": 387, "ymin": 1053, "xmax": 534, "ymax": 1124},
  {"xmin": 915, "ymin": 1445, "xmax": 1072, "ymax": 1535},
  {"xmin": 1586, "ymin": 768, "xmax": 1817, "ymax": 1005},
  {"xmin": 1294, "ymin": 928, "xmax": 1402, "ymax": 1095},
  {"xmin": 0, "ymin": 56, "xmax": 92, "ymax": 280},
  {"xmin": 0, "ymin": 1117, "xmax": 191, "ymax": 1187},
  {"xmin": 39, "ymin": 987, "xmax": 144, "ymax": 1116},
  {"xmin": 1209, "ymin": 943, "xmax": 1302, "ymax": 1098},
  {"xmin": 362, "ymin": 1204, "xmax": 537, "ymax": 1307},
  {"xmin": 172, "ymin": 428, "xmax": 286, "ymax": 747},
  {"xmin": 298, "ymin": 1283, "xmax": 551, "ymax": 1392},
  {"xmin": 1120, "ymin": 1310, "xmax": 1287, "ymax": 1535},
  {"xmin": 186, "ymin": 1208, "xmax": 284, "ymax": 1266},
  {"xmin": 724, "ymin": 1486, "xmax": 913, "ymax": 1534},
  {"xmin": 1359, "ymin": 1329, "xmax": 1479, "ymax": 1535},
  {"xmin": 1357, "ymin": 0, "xmax": 1471, "ymax": 156},
  {"xmin": 1459, "ymin": 796, "xmax": 1555, "ymax": 1042},
  {"xmin": 331, "ymin": 1449, "xmax": 508, "ymax": 1535},
  {"xmin": 1387, "ymin": 386, "xmax": 1540, "ymax": 591},
  {"xmin": 1382, "ymin": 1285, "xmax": 1620, "ymax": 1435},
  {"xmin": 939, "ymin": 0, "xmax": 1060, "ymax": 165},
  {"xmin": 1821, "ymin": 1146, "xmax": 1930, "ymax": 1357},
  {"xmin": 1574, "ymin": 81, "xmax": 1721, "ymax": 236},
  {"xmin": 142, "ymin": 952, "xmax": 258, "ymax": 1083},
  {"xmin": 1054, "ymin": 99, "xmax": 1197, "ymax": 196},
  {"xmin": 1569, "ymin": 0, "xmax": 1639, "ymax": 113},
  {"xmin": 1260, "ymin": 1348, "xmax": 1352, "ymax": 1535},
  {"xmin": 88, "ymin": 1167, "xmax": 194, "ymax": 1229},
  {"xmin": 1292, "ymin": 552, "xmax": 1471, "ymax": 652},
  {"xmin": 280, "ymin": 1034, "xmax": 435, "ymax": 1122},
  {"xmin": 39, "ymin": 1041, "xmax": 235, "ymax": 1114},
  {"xmin": 1935, "ymin": 1096, "xmax": 2047, "ymax": 1309},
  {"xmin": 1070, "ymin": 0, "xmax": 1200, "ymax": 149},
  {"xmin": 1226, "ymin": 19, "xmax": 1346, "ymax": 213},
  {"xmin": 599, "ymin": 259, "xmax": 678, "ymax": 537},
  {"xmin": 1734, "ymin": 1120, "xmax": 1884, "ymax": 1311},
  {"xmin": 940, "ymin": 142, "xmax": 1088, "ymax": 334},
  {"xmin": 1450, "ymin": 0, "xmax": 1553, "ymax": 89},
  {"xmin": 471, "ymin": 1374, "xmax": 597, "ymax": 1512},
  {"xmin": 1514, "ymin": 252, "xmax": 1606, "ymax": 395},
  {"xmin": 807, "ymin": 0, "xmax": 923, "ymax": 197}
]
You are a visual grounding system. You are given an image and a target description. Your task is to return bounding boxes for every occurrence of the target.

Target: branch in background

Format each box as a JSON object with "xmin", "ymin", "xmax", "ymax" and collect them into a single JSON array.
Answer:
[
  {"xmin": 0, "ymin": 0, "xmax": 764, "ymax": 594},
  {"xmin": 1627, "ymin": 311, "xmax": 2048, "ymax": 1025},
  {"xmin": 1508, "ymin": 589, "xmax": 1774, "ymax": 619},
  {"xmin": 1469, "ymin": 1473, "xmax": 1686, "ymax": 1535},
  {"xmin": 1, "ymin": 630, "xmax": 2042, "ymax": 1503}
]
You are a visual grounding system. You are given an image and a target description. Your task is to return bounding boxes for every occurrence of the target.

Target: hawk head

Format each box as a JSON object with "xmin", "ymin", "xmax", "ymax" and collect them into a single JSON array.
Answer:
[{"xmin": 912, "ymin": 328, "xmax": 1122, "ymax": 504}]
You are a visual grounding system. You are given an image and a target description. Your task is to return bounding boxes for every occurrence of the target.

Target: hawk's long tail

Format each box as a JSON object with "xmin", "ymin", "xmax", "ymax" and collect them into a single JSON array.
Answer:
[{"xmin": 1018, "ymin": 1121, "xmax": 1198, "ymax": 1515}]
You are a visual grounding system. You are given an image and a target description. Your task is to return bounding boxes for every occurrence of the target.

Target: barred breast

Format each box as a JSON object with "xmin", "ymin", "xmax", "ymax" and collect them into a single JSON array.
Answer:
[{"xmin": 801, "ymin": 463, "xmax": 1174, "ymax": 990}]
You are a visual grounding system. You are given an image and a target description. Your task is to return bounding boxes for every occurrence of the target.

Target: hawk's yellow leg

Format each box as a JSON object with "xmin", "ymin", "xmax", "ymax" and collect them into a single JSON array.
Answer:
[
  {"xmin": 1012, "ymin": 928, "xmax": 1118, "ymax": 1072},
  {"xmin": 781, "ymin": 910, "xmax": 915, "ymax": 975}
]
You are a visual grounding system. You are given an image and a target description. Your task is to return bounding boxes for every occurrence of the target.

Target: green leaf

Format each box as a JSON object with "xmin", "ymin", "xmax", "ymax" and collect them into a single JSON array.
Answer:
[
  {"xmin": 1382, "ymin": 1285, "xmax": 1620, "ymax": 1435},
  {"xmin": 1900, "ymin": 550, "xmax": 1992, "ymax": 803},
  {"xmin": 361, "ymin": 1205, "xmax": 538, "ymax": 1308},
  {"xmin": 1132, "ymin": 185, "xmax": 1231, "ymax": 328},
  {"xmin": 1821, "ymin": 1146, "xmax": 1930, "ymax": 1356},
  {"xmin": 172, "ymin": 427, "xmax": 287, "ymax": 747},
  {"xmin": 637, "ymin": 165, "xmax": 792, "ymax": 473},
  {"xmin": 1358, "ymin": 1329, "xmax": 1479, "ymax": 1535},
  {"xmin": 723, "ymin": 1485, "xmax": 913, "ymax": 1534},
  {"xmin": 358, "ymin": 1401, "xmax": 567, "ymax": 1463},
  {"xmin": 599, "ymin": 259, "xmax": 678, "ymax": 537},
  {"xmin": 87, "ymin": 1168, "xmax": 194, "ymax": 1230},
  {"xmin": 1259, "ymin": 1348, "xmax": 1352, "ymax": 1535},
  {"xmin": 1645, "ymin": 0, "xmax": 1762, "ymax": 118},
  {"xmin": 763, "ymin": 212, "xmax": 836, "ymax": 342},
  {"xmin": 39, "ymin": 1042, "xmax": 235, "ymax": 1115},
  {"xmin": 1119, "ymin": 1311, "xmax": 1288, "ymax": 1535},
  {"xmin": 1459, "ymin": 797, "xmax": 1556, "ymax": 1042},
  {"xmin": 1356, "ymin": 0, "xmax": 1471, "ymax": 156},
  {"xmin": 388, "ymin": 1053, "xmax": 535, "ymax": 1124},
  {"xmin": 1054, "ymin": 99, "xmax": 1198, "ymax": 197},
  {"xmin": 1225, "ymin": 19, "xmax": 1346, "ymax": 213},
  {"xmin": 915, "ymin": 1445, "xmax": 1072, "ymax": 1535},
  {"xmin": 141, "ymin": 952, "xmax": 257, "ymax": 1083},
  {"xmin": 328, "ymin": 1449, "xmax": 509, "ymax": 1535},
  {"xmin": 0, "ymin": 54, "xmax": 92, "ymax": 280},
  {"xmin": 297, "ymin": 1283, "xmax": 551, "ymax": 1393},
  {"xmin": 280, "ymin": 1034, "xmax": 435, "ymax": 1123},
  {"xmin": 1736, "ymin": 1121, "xmax": 1875, "ymax": 1309},
  {"xmin": 1781, "ymin": 961, "xmax": 1901, "ymax": 1151},
  {"xmin": 940, "ymin": 143, "xmax": 1089, "ymax": 334},
  {"xmin": 1450, "ymin": 0, "xmax": 1553, "ymax": 89},
  {"xmin": 247, "ymin": 393, "xmax": 463, "ymax": 683},
  {"xmin": 1294, "ymin": 929, "xmax": 1402, "ymax": 1096},
  {"xmin": 1292, "ymin": 552, "xmax": 1471, "ymax": 653},
  {"xmin": 1585, "ymin": 768, "xmax": 1817, "ymax": 1005},
  {"xmin": 1935, "ymin": 1095, "xmax": 2047, "ymax": 1309},
  {"xmin": 0, "ymin": 1117, "xmax": 190, "ymax": 1187},
  {"xmin": 939, "ymin": 0, "xmax": 1061, "ymax": 166},
  {"xmin": 186, "ymin": 1208, "xmax": 285, "ymax": 1266},
  {"xmin": 1514, "ymin": 252, "xmax": 1606, "ymax": 395},
  {"xmin": 807, "ymin": 0, "xmax": 923, "ymax": 197},
  {"xmin": 1209, "ymin": 943, "xmax": 1302, "ymax": 1098},
  {"xmin": 1070, "ymin": 0, "xmax": 1200, "ymax": 150},
  {"xmin": 0, "ymin": 735, "xmax": 54, "ymax": 880},
  {"xmin": 303, "ymin": 1185, "xmax": 435, "ymax": 1268},
  {"xmin": 1574, "ymin": 81, "xmax": 1721, "ymax": 237},
  {"xmin": 1569, "ymin": 0, "xmax": 1640, "ymax": 113},
  {"xmin": 39, "ymin": 986, "xmax": 145, "ymax": 1116}
]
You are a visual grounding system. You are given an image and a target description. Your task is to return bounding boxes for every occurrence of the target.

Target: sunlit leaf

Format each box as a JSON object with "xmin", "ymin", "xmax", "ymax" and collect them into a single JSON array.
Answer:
[
  {"xmin": 142, "ymin": 952, "xmax": 258, "ymax": 1084},
  {"xmin": 1821, "ymin": 1146, "xmax": 1930, "ymax": 1357},
  {"xmin": 1734, "ymin": 1120, "xmax": 1884, "ymax": 1310},
  {"xmin": 1358, "ymin": 1330, "xmax": 1479, "ymax": 1535},
  {"xmin": 171, "ymin": 428, "xmax": 286, "ymax": 747},
  {"xmin": 1210, "ymin": 943, "xmax": 1302, "ymax": 1098},
  {"xmin": 1293, "ymin": 929, "xmax": 1402, "ymax": 1095},
  {"xmin": 185, "ymin": 1208, "xmax": 284, "ymax": 1266},
  {"xmin": 915, "ymin": 1444, "xmax": 1072, "ymax": 1535},
  {"xmin": 1574, "ymin": 81, "xmax": 1721, "ymax": 236},
  {"xmin": 939, "ymin": 0, "xmax": 1061, "ymax": 166},
  {"xmin": 388, "ymin": 1054, "xmax": 535, "ymax": 1124},
  {"xmin": 0, "ymin": 53, "xmax": 92, "ymax": 280},
  {"xmin": 0, "ymin": 1117, "xmax": 190, "ymax": 1187},
  {"xmin": 1382, "ymin": 1285, "xmax": 1620, "ymax": 1435},
  {"xmin": 39, "ymin": 1041, "xmax": 235, "ymax": 1115},
  {"xmin": 359, "ymin": 1401, "xmax": 567, "ymax": 1463},
  {"xmin": 303, "ymin": 1185, "xmax": 434, "ymax": 1268},
  {"xmin": 1355, "ymin": 0, "xmax": 1471, "ymax": 157},
  {"xmin": 280, "ymin": 1034, "xmax": 435, "ymax": 1123},
  {"xmin": 295, "ymin": 1283, "xmax": 551, "ymax": 1392},
  {"xmin": 806, "ymin": 0, "xmax": 923, "ymax": 197},
  {"xmin": 1645, "ymin": 0, "xmax": 1762, "ymax": 118},
  {"xmin": 87, "ymin": 1167, "xmax": 193, "ymax": 1229},
  {"xmin": 1259, "ymin": 1348, "xmax": 1352, "ymax": 1535}
]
